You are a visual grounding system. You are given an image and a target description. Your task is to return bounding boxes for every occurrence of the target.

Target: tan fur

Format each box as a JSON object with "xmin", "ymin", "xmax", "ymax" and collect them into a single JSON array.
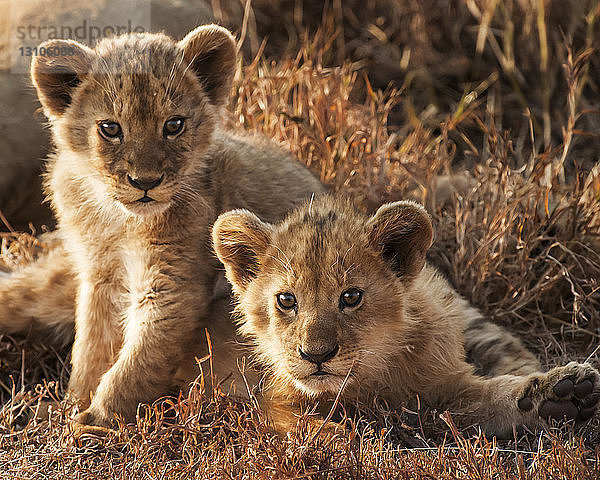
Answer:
[
  {"xmin": 2, "ymin": 25, "xmax": 324, "ymax": 428},
  {"xmin": 212, "ymin": 195, "xmax": 600, "ymax": 437},
  {"xmin": 0, "ymin": 237, "xmax": 75, "ymax": 343}
]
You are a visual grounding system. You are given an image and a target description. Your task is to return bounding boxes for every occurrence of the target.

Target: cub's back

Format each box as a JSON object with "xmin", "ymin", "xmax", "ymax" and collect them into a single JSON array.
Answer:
[{"xmin": 207, "ymin": 130, "xmax": 326, "ymax": 223}]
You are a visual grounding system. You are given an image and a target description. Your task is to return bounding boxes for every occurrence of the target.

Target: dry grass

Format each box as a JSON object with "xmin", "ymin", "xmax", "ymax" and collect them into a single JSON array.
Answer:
[
  {"xmin": 2, "ymin": 380, "xmax": 600, "ymax": 479},
  {"xmin": 2, "ymin": 0, "xmax": 600, "ymax": 477}
]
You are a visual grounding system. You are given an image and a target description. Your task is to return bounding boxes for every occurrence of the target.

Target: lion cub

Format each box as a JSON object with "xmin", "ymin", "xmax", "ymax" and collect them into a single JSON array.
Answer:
[
  {"xmin": 212, "ymin": 196, "xmax": 600, "ymax": 436},
  {"xmin": 4, "ymin": 24, "xmax": 323, "ymax": 430}
]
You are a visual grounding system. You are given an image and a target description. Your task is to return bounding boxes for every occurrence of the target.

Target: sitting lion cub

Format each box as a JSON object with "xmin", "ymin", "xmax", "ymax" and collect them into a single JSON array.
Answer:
[
  {"xmin": 1, "ymin": 24, "xmax": 323, "ymax": 432},
  {"xmin": 212, "ymin": 195, "xmax": 600, "ymax": 436}
]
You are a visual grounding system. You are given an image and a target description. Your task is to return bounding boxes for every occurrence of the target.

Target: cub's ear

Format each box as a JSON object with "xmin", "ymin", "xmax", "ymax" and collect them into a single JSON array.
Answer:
[
  {"xmin": 367, "ymin": 201, "xmax": 433, "ymax": 281},
  {"xmin": 212, "ymin": 210, "xmax": 273, "ymax": 292},
  {"xmin": 178, "ymin": 24, "xmax": 236, "ymax": 107},
  {"xmin": 30, "ymin": 40, "xmax": 95, "ymax": 118}
]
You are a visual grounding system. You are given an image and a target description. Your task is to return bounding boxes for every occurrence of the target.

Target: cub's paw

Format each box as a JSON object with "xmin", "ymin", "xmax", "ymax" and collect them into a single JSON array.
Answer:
[
  {"xmin": 70, "ymin": 409, "xmax": 115, "ymax": 442},
  {"xmin": 517, "ymin": 362, "xmax": 600, "ymax": 424},
  {"xmin": 69, "ymin": 421, "xmax": 112, "ymax": 440}
]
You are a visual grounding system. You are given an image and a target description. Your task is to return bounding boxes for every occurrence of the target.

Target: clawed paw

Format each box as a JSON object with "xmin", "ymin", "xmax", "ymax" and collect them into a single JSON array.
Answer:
[
  {"xmin": 517, "ymin": 362, "xmax": 600, "ymax": 425},
  {"xmin": 69, "ymin": 409, "xmax": 115, "ymax": 443},
  {"xmin": 69, "ymin": 421, "xmax": 112, "ymax": 439}
]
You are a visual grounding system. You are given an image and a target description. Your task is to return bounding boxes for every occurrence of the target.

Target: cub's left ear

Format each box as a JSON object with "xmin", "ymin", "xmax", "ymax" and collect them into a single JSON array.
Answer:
[
  {"xmin": 367, "ymin": 201, "xmax": 433, "ymax": 280},
  {"xmin": 177, "ymin": 24, "xmax": 236, "ymax": 107},
  {"xmin": 212, "ymin": 210, "xmax": 273, "ymax": 293}
]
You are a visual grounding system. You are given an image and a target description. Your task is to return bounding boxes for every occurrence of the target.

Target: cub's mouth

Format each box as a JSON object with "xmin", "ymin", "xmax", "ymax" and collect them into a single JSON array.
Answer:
[
  {"xmin": 294, "ymin": 372, "xmax": 348, "ymax": 396},
  {"xmin": 137, "ymin": 194, "xmax": 155, "ymax": 203},
  {"xmin": 122, "ymin": 197, "xmax": 171, "ymax": 217}
]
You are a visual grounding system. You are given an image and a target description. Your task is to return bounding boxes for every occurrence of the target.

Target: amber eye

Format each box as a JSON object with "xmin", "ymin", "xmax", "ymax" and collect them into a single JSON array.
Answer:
[
  {"xmin": 340, "ymin": 288, "xmax": 363, "ymax": 309},
  {"xmin": 276, "ymin": 292, "xmax": 297, "ymax": 311},
  {"xmin": 163, "ymin": 117, "xmax": 185, "ymax": 137},
  {"xmin": 98, "ymin": 121, "xmax": 122, "ymax": 140}
]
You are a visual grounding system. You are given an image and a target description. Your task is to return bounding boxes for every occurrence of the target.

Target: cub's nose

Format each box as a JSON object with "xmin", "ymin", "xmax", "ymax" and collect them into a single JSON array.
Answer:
[
  {"xmin": 127, "ymin": 174, "xmax": 164, "ymax": 191},
  {"xmin": 299, "ymin": 344, "xmax": 339, "ymax": 365}
]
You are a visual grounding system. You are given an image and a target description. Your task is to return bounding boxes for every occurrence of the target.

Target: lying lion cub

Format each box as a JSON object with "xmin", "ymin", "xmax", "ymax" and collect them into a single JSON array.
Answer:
[{"xmin": 212, "ymin": 195, "xmax": 599, "ymax": 436}]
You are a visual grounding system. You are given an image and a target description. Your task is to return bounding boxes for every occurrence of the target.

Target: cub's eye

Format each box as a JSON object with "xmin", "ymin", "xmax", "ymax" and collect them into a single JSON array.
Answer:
[
  {"xmin": 163, "ymin": 117, "xmax": 185, "ymax": 138},
  {"xmin": 276, "ymin": 292, "xmax": 297, "ymax": 311},
  {"xmin": 98, "ymin": 121, "xmax": 122, "ymax": 140},
  {"xmin": 340, "ymin": 288, "xmax": 363, "ymax": 310}
]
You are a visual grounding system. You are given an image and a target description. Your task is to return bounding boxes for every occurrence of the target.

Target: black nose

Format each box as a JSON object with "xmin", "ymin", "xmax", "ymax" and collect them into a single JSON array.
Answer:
[
  {"xmin": 127, "ymin": 174, "xmax": 164, "ymax": 191},
  {"xmin": 299, "ymin": 344, "xmax": 339, "ymax": 365}
]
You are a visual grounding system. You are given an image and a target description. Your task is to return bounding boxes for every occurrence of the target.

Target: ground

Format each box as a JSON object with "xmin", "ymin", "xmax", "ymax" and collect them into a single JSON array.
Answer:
[{"xmin": 1, "ymin": 1, "xmax": 600, "ymax": 478}]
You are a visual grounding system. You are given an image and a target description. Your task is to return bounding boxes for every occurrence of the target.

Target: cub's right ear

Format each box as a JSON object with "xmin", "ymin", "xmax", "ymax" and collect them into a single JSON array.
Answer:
[
  {"xmin": 367, "ymin": 201, "xmax": 433, "ymax": 281},
  {"xmin": 212, "ymin": 210, "xmax": 273, "ymax": 292},
  {"xmin": 30, "ymin": 40, "xmax": 95, "ymax": 118}
]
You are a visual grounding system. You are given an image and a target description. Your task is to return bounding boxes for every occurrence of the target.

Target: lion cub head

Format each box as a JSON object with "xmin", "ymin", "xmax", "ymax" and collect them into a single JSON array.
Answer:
[
  {"xmin": 213, "ymin": 196, "xmax": 433, "ymax": 398},
  {"xmin": 31, "ymin": 25, "xmax": 236, "ymax": 217}
]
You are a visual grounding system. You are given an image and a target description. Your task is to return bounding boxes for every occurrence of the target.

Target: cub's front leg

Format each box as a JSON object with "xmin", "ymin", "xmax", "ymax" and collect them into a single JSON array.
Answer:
[
  {"xmin": 69, "ymin": 268, "xmax": 123, "ymax": 409},
  {"xmin": 74, "ymin": 245, "xmax": 213, "ymax": 428},
  {"xmin": 441, "ymin": 362, "xmax": 600, "ymax": 437}
]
